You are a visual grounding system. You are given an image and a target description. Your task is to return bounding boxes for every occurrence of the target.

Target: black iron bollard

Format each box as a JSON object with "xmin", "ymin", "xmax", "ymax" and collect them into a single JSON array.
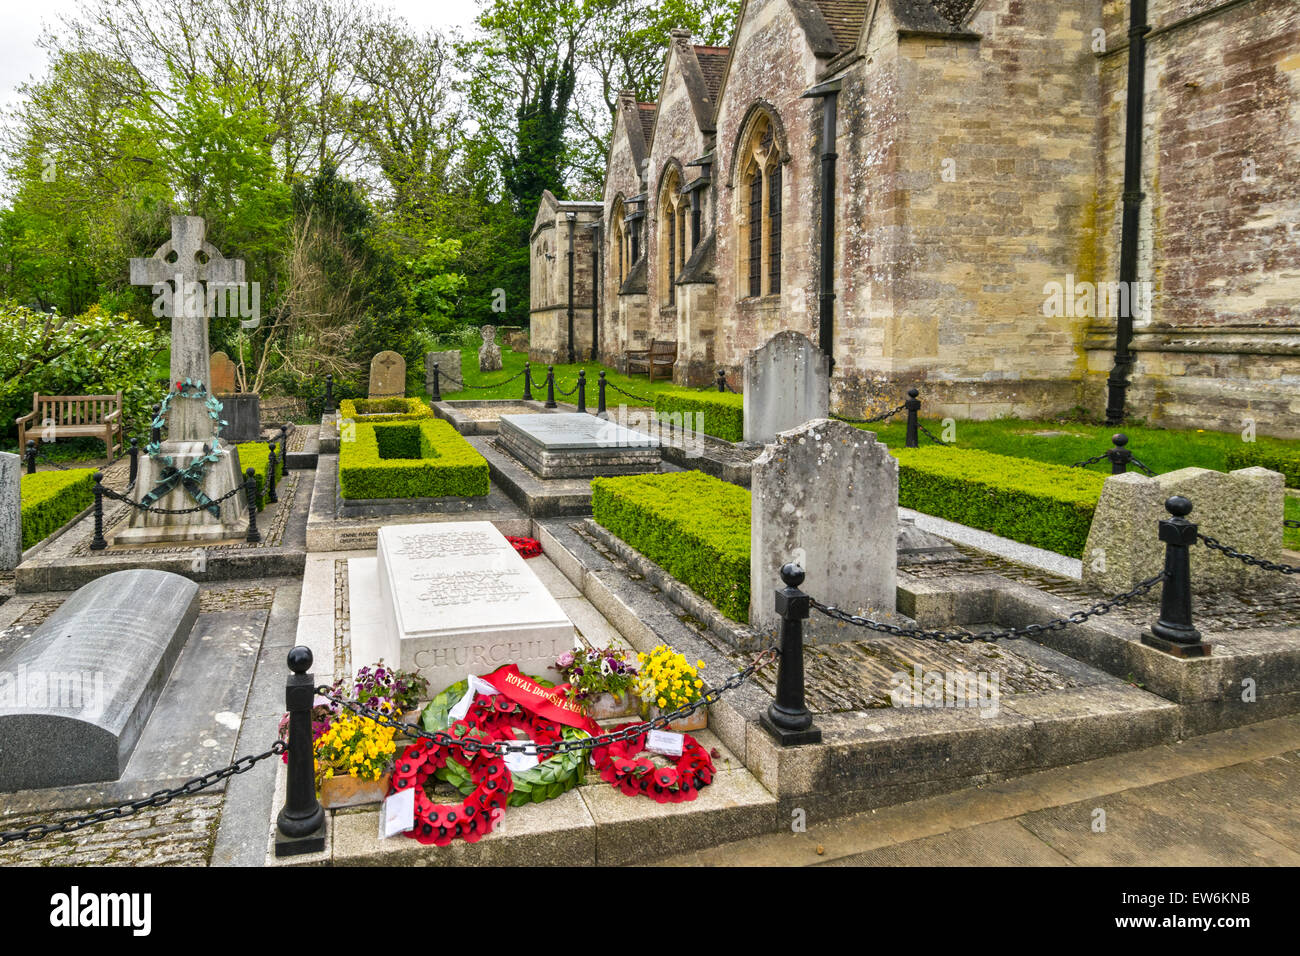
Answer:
[
  {"xmin": 266, "ymin": 441, "xmax": 279, "ymax": 504},
  {"xmin": 904, "ymin": 388, "xmax": 921, "ymax": 448},
  {"xmin": 274, "ymin": 645, "xmax": 326, "ymax": 857},
  {"xmin": 277, "ymin": 425, "xmax": 288, "ymax": 472},
  {"xmin": 1107, "ymin": 433, "xmax": 1133, "ymax": 475},
  {"xmin": 545, "ymin": 366, "xmax": 557, "ymax": 409},
  {"xmin": 324, "ymin": 374, "xmax": 335, "ymax": 416},
  {"xmin": 150, "ymin": 404, "xmax": 162, "ymax": 445},
  {"xmin": 576, "ymin": 369, "xmax": 587, "ymax": 413},
  {"xmin": 127, "ymin": 437, "xmax": 139, "ymax": 487},
  {"xmin": 1143, "ymin": 496, "xmax": 1210, "ymax": 657},
  {"xmin": 523, "ymin": 361, "xmax": 533, "ymax": 401},
  {"xmin": 89, "ymin": 471, "xmax": 107, "ymax": 551},
  {"xmin": 431, "ymin": 363, "xmax": 442, "ymax": 402},
  {"xmin": 760, "ymin": 563, "xmax": 822, "ymax": 746},
  {"xmin": 244, "ymin": 467, "xmax": 261, "ymax": 543},
  {"xmin": 596, "ymin": 371, "xmax": 609, "ymax": 418},
  {"xmin": 717, "ymin": 368, "xmax": 727, "ymax": 392},
  {"xmin": 25, "ymin": 439, "xmax": 36, "ymax": 475}
]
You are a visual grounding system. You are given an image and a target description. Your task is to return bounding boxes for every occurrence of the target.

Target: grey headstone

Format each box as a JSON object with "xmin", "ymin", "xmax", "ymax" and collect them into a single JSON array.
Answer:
[
  {"xmin": 0, "ymin": 452, "xmax": 19, "ymax": 570},
  {"xmin": 218, "ymin": 393, "xmax": 262, "ymax": 442},
  {"xmin": 0, "ymin": 569, "xmax": 200, "ymax": 791},
  {"xmin": 478, "ymin": 325, "xmax": 503, "ymax": 372},
  {"xmin": 369, "ymin": 350, "xmax": 406, "ymax": 398},
  {"xmin": 425, "ymin": 350, "xmax": 462, "ymax": 390},
  {"xmin": 743, "ymin": 331, "xmax": 830, "ymax": 443},
  {"xmin": 751, "ymin": 419, "xmax": 898, "ymax": 637}
]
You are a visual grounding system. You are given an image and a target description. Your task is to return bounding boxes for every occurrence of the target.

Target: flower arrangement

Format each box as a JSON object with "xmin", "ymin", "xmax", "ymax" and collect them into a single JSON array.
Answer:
[
  {"xmin": 329, "ymin": 660, "xmax": 428, "ymax": 719},
  {"xmin": 555, "ymin": 646, "xmax": 639, "ymax": 704},
  {"xmin": 633, "ymin": 645, "xmax": 706, "ymax": 712},
  {"xmin": 313, "ymin": 713, "xmax": 397, "ymax": 787}
]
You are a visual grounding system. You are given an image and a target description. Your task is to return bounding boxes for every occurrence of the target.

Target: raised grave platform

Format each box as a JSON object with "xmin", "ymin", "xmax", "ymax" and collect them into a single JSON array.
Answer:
[
  {"xmin": 497, "ymin": 412, "xmax": 661, "ymax": 479},
  {"xmin": 432, "ymin": 399, "xmax": 554, "ymax": 436}
]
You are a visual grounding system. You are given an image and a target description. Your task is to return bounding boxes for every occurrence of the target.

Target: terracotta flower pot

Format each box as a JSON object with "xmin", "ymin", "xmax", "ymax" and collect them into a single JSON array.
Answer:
[
  {"xmin": 643, "ymin": 703, "xmax": 706, "ymax": 733},
  {"xmin": 319, "ymin": 771, "xmax": 392, "ymax": 809}
]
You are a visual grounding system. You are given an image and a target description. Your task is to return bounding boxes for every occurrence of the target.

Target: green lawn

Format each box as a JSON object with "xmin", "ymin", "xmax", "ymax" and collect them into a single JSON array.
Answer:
[
  {"xmin": 438, "ymin": 347, "xmax": 698, "ymax": 405},
  {"xmin": 857, "ymin": 416, "xmax": 1300, "ymax": 479}
]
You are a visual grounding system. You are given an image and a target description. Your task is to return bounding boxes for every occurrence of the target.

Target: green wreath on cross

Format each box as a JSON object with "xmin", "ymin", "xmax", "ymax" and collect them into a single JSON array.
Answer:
[
  {"xmin": 141, "ymin": 378, "xmax": 230, "ymax": 518},
  {"xmin": 420, "ymin": 677, "xmax": 589, "ymax": 806}
]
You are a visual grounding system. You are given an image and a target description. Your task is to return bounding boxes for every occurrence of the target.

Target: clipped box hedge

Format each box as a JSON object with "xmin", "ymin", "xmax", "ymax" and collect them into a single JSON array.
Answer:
[
  {"xmin": 338, "ymin": 397, "xmax": 433, "ymax": 423},
  {"xmin": 339, "ymin": 418, "xmax": 488, "ymax": 500},
  {"xmin": 591, "ymin": 471, "xmax": 751, "ymax": 621},
  {"xmin": 1224, "ymin": 446, "xmax": 1300, "ymax": 488},
  {"xmin": 19, "ymin": 469, "xmax": 97, "ymax": 550},
  {"xmin": 894, "ymin": 446, "xmax": 1106, "ymax": 559},
  {"xmin": 654, "ymin": 390, "xmax": 744, "ymax": 443},
  {"xmin": 235, "ymin": 441, "xmax": 287, "ymax": 510}
]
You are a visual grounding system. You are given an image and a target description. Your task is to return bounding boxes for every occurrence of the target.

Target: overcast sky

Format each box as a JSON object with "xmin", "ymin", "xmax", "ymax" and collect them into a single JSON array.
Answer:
[{"xmin": 0, "ymin": 0, "xmax": 484, "ymax": 107}]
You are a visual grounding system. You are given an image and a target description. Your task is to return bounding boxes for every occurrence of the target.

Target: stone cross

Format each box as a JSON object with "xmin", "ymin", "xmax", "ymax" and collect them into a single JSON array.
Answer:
[{"xmin": 131, "ymin": 216, "xmax": 245, "ymax": 442}]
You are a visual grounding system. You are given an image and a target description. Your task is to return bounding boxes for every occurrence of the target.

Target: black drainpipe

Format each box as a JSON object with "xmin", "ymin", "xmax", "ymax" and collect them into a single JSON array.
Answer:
[
  {"xmin": 802, "ymin": 79, "xmax": 842, "ymax": 374},
  {"xmin": 1105, "ymin": 0, "xmax": 1150, "ymax": 425}
]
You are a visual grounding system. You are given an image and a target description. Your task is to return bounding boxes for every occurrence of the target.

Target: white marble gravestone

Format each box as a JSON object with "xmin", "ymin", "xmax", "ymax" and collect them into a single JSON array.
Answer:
[
  {"xmin": 0, "ymin": 451, "xmax": 19, "ymax": 570},
  {"xmin": 497, "ymin": 412, "xmax": 661, "ymax": 477},
  {"xmin": 116, "ymin": 217, "xmax": 248, "ymax": 544},
  {"xmin": 743, "ymin": 331, "xmax": 830, "ymax": 443},
  {"xmin": 355, "ymin": 522, "xmax": 574, "ymax": 691}
]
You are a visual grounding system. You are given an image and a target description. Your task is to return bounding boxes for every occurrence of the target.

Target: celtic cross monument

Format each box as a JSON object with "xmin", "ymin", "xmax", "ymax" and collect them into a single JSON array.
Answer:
[{"xmin": 113, "ymin": 216, "xmax": 250, "ymax": 545}]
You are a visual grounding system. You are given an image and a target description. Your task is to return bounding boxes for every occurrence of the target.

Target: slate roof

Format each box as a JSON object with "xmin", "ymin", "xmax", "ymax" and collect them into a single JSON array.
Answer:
[
  {"xmin": 693, "ymin": 46, "xmax": 730, "ymax": 107},
  {"xmin": 638, "ymin": 103, "xmax": 658, "ymax": 150},
  {"xmin": 809, "ymin": 0, "xmax": 870, "ymax": 55}
]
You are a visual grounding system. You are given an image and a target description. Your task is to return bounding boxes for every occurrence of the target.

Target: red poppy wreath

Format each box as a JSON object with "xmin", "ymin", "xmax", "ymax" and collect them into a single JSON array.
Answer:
[
  {"xmin": 591, "ymin": 724, "xmax": 715, "ymax": 803},
  {"xmin": 391, "ymin": 726, "xmax": 513, "ymax": 846},
  {"xmin": 507, "ymin": 535, "xmax": 542, "ymax": 558}
]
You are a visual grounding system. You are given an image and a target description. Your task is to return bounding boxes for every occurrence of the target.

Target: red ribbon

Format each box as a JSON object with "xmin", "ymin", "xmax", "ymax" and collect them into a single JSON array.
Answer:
[{"xmin": 481, "ymin": 664, "xmax": 602, "ymax": 737}]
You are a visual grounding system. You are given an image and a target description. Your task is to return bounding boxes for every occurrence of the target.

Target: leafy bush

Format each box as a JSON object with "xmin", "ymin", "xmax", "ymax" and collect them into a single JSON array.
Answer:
[
  {"xmin": 20, "ymin": 469, "xmax": 96, "ymax": 549},
  {"xmin": 591, "ymin": 472, "xmax": 751, "ymax": 622},
  {"xmin": 0, "ymin": 303, "xmax": 166, "ymax": 448},
  {"xmin": 653, "ymin": 390, "xmax": 744, "ymax": 443},
  {"xmin": 338, "ymin": 418, "xmax": 488, "ymax": 499},
  {"xmin": 1225, "ymin": 447, "xmax": 1300, "ymax": 489},
  {"xmin": 893, "ymin": 446, "xmax": 1106, "ymax": 558},
  {"xmin": 337, "ymin": 397, "xmax": 433, "ymax": 423}
]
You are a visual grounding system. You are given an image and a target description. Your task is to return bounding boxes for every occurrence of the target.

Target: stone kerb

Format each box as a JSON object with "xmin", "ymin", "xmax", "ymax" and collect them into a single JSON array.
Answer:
[
  {"xmin": 751, "ymin": 418, "xmax": 898, "ymax": 640},
  {"xmin": 1083, "ymin": 466, "xmax": 1286, "ymax": 592}
]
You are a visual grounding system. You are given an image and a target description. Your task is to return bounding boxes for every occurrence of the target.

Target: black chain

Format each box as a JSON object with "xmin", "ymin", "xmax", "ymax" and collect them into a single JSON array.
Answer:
[
  {"xmin": 832, "ymin": 401, "xmax": 907, "ymax": 426},
  {"xmin": 1129, "ymin": 457, "xmax": 1156, "ymax": 477},
  {"xmin": 99, "ymin": 481, "xmax": 248, "ymax": 515},
  {"xmin": 1071, "ymin": 453, "xmax": 1109, "ymax": 468},
  {"xmin": 918, "ymin": 423, "xmax": 950, "ymax": 446},
  {"xmin": 444, "ymin": 368, "xmax": 527, "ymax": 391},
  {"xmin": 25, "ymin": 444, "xmax": 72, "ymax": 470},
  {"xmin": 318, "ymin": 646, "xmax": 778, "ymax": 759},
  {"xmin": 1198, "ymin": 534, "xmax": 1299, "ymax": 575},
  {"xmin": 555, "ymin": 379, "xmax": 581, "ymax": 397},
  {"xmin": 0, "ymin": 741, "xmax": 286, "ymax": 846},
  {"xmin": 1285, "ymin": 519, "xmax": 1300, "ymax": 529},
  {"xmin": 811, "ymin": 573, "xmax": 1166, "ymax": 643},
  {"xmin": 603, "ymin": 380, "xmax": 655, "ymax": 405}
]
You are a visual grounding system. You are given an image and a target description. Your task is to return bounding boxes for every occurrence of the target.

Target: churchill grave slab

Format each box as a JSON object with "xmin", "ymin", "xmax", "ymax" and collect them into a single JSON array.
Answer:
[
  {"xmin": 364, "ymin": 521, "xmax": 574, "ymax": 690},
  {"xmin": 496, "ymin": 412, "xmax": 661, "ymax": 478},
  {"xmin": 0, "ymin": 569, "xmax": 200, "ymax": 791}
]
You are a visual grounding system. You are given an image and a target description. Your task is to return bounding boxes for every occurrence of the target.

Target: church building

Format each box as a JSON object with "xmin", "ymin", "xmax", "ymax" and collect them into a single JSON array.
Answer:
[{"xmin": 529, "ymin": 0, "xmax": 1300, "ymax": 436}]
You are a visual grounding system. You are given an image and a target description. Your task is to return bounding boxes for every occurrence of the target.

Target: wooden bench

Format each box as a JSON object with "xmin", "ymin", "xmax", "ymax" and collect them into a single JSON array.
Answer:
[
  {"xmin": 16, "ymin": 392, "xmax": 125, "ymax": 463},
  {"xmin": 624, "ymin": 340, "xmax": 678, "ymax": 383}
]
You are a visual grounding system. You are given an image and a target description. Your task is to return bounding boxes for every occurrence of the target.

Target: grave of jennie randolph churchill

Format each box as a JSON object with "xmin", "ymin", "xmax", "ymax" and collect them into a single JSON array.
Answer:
[
  {"xmin": 114, "ymin": 216, "xmax": 250, "ymax": 545},
  {"xmin": 495, "ymin": 413, "xmax": 662, "ymax": 479}
]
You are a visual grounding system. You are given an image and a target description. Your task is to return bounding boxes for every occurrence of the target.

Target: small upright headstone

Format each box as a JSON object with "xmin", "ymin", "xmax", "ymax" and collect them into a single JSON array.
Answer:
[
  {"xmin": 425, "ymin": 350, "xmax": 462, "ymax": 393},
  {"xmin": 0, "ymin": 569, "xmax": 200, "ymax": 790},
  {"xmin": 743, "ymin": 331, "xmax": 830, "ymax": 443},
  {"xmin": 369, "ymin": 351, "xmax": 406, "ymax": 399},
  {"xmin": 0, "ymin": 451, "xmax": 20, "ymax": 570},
  {"xmin": 751, "ymin": 418, "xmax": 898, "ymax": 639},
  {"xmin": 209, "ymin": 351, "xmax": 237, "ymax": 395},
  {"xmin": 478, "ymin": 326, "xmax": 503, "ymax": 372}
]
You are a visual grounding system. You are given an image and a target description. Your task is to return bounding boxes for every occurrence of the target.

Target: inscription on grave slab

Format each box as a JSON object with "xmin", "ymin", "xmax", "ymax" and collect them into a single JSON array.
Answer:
[{"xmin": 374, "ymin": 521, "xmax": 573, "ymax": 690}]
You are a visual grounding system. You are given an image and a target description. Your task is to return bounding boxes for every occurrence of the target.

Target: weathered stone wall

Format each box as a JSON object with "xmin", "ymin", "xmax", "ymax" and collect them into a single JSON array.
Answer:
[
  {"xmin": 1085, "ymin": 0, "xmax": 1300, "ymax": 437},
  {"xmin": 601, "ymin": 99, "xmax": 647, "ymax": 368},
  {"xmin": 713, "ymin": 0, "xmax": 824, "ymax": 373},
  {"xmin": 834, "ymin": 1, "xmax": 1103, "ymax": 421},
  {"xmin": 529, "ymin": 201, "xmax": 601, "ymax": 364}
]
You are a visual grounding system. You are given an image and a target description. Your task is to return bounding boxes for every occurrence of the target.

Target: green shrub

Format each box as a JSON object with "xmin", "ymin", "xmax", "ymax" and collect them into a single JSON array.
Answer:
[
  {"xmin": 654, "ymin": 390, "xmax": 744, "ymax": 443},
  {"xmin": 893, "ymin": 446, "xmax": 1105, "ymax": 558},
  {"xmin": 1225, "ymin": 447, "xmax": 1300, "ymax": 488},
  {"xmin": 235, "ymin": 441, "xmax": 288, "ymax": 510},
  {"xmin": 591, "ymin": 472, "xmax": 751, "ymax": 622},
  {"xmin": 19, "ymin": 469, "xmax": 96, "ymax": 550},
  {"xmin": 339, "ymin": 418, "xmax": 488, "ymax": 499},
  {"xmin": 337, "ymin": 397, "xmax": 433, "ymax": 423}
]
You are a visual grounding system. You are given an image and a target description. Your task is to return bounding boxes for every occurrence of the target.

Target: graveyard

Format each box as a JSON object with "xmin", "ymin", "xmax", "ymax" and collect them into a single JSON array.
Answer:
[{"xmin": 0, "ymin": 0, "xmax": 1298, "ymax": 886}]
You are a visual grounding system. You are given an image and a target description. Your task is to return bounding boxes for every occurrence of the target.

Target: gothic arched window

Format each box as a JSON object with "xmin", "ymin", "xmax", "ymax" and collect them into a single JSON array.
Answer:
[
  {"xmin": 738, "ymin": 113, "xmax": 784, "ymax": 299},
  {"xmin": 659, "ymin": 167, "xmax": 687, "ymax": 306}
]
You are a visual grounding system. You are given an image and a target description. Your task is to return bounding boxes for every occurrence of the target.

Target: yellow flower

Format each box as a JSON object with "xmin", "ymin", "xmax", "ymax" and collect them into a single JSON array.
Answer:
[
  {"xmin": 657, "ymin": 697, "xmax": 666, "ymax": 708},
  {"xmin": 697, "ymin": 660, "xmax": 706, "ymax": 669}
]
